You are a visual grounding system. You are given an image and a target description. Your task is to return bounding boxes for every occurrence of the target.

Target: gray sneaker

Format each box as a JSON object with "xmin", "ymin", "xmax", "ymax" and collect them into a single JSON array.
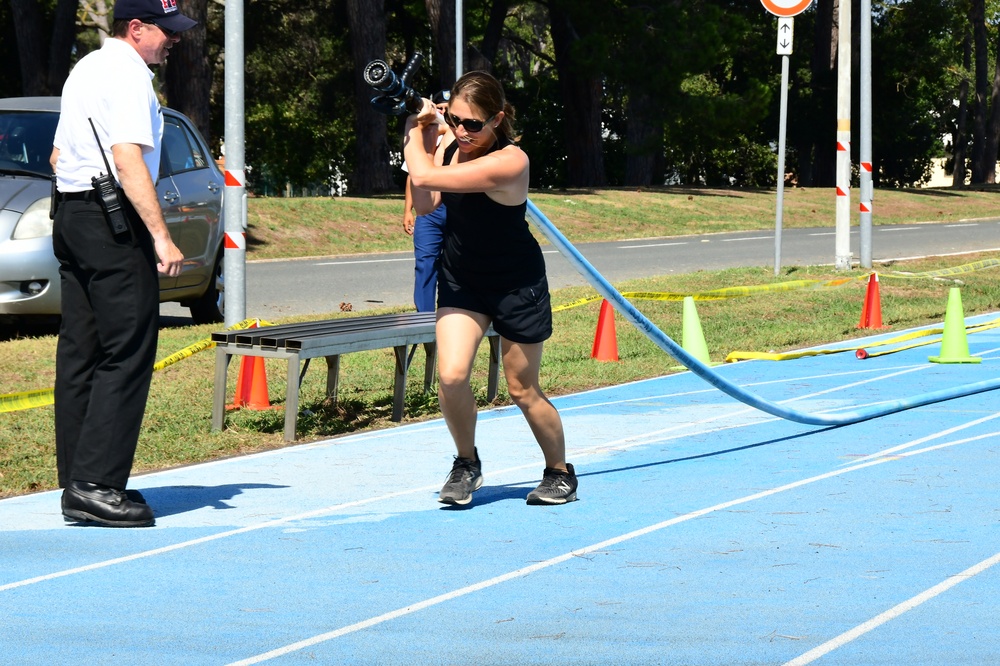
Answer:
[
  {"xmin": 526, "ymin": 463, "xmax": 578, "ymax": 505},
  {"xmin": 438, "ymin": 451, "xmax": 483, "ymax": 505}
]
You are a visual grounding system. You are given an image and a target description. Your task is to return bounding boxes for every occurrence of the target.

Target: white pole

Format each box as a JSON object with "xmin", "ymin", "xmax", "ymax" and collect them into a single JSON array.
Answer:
[
  {"xmin": 455, "ymin": 0, "xmax": 463, "ymax": 78},
  {"xmin": 834, "ymin": 0, "xmax": 852, "ymax": 270},
  {"xmin": 774, "ymin": 17, "xmax": 794, "ymax": 276},
  {"xmin": 859, "ymin": 0, "xmax": 873, "ymax": 268},
  {"xmin": 223, "ymin": 0, "xmax": 246, "ymax": 325},
  {"xmin": 775, "ymin": 54, "xmax": 789, "ymax": 276}
]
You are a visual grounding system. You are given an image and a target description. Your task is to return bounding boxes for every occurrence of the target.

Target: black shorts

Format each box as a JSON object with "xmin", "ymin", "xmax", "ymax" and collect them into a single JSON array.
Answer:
[{"xmin": 438, "ymin": 273, "xmax": 553, "ymax": 344}]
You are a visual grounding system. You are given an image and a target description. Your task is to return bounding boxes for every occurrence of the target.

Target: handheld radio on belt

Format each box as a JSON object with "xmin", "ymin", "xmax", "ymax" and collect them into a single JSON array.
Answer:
[{"xmin": 87, "ymin": 118, "xmax": 130, "ymax": 237}]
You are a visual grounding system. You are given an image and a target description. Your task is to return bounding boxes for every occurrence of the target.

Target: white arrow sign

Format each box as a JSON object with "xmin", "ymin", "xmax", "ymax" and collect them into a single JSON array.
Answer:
[
  {"xmin": 761, "ymin": 0, "xmax": 813, "ymax": 17},
  {"xmin": 777, "ymin": 17, "xmax": 794, "ymax": 55}
]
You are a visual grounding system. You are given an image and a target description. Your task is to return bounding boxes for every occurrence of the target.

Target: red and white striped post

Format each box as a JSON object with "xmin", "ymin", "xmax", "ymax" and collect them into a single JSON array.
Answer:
[
  {"xmin": 223, "ymin": 0, "xmax": 246, "ymax": 327},
  {"xmin": 834, "ymin": 0, "xmax": 852, "ymax": 270}
]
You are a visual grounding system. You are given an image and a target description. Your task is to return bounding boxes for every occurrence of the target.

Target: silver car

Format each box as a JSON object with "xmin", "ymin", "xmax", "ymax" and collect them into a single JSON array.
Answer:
[{"xmin": 0, "ymin": 97, "xmax": 225, "ymax": 325}]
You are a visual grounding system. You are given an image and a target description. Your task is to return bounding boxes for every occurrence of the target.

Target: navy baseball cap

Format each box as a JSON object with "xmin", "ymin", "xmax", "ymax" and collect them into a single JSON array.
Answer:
[
  {"xmin": 432, "ymin": 90, "xmax": 451, "ymax": 105},
  {"xmin": 113, "ymin": 0, "xmax": 198, "ymax": 33}
]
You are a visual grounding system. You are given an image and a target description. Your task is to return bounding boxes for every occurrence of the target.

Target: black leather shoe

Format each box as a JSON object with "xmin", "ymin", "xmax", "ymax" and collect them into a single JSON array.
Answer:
[
  {"xmin": 125, "ymin": 489, "xmax": 146, "ymax": 504},
  {"xmin": 62, "ymin": 481, "xmax": 155, "ymax": 527}
]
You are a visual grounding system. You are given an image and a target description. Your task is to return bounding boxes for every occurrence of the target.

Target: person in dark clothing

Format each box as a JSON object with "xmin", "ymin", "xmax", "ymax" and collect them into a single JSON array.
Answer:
[
  {"xmin": 49, "ymin": 0, "xmax": 196, "ymax": 527},
  {"xmin": 403, "ymin": 71, "xmax": 577, "ymax": 507}
]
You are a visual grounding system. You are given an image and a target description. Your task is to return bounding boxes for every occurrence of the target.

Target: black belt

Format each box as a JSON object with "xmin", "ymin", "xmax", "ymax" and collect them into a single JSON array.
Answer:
[{"xmin": 58, "ymin": 190, "xmax": 98, "ymax": 202}]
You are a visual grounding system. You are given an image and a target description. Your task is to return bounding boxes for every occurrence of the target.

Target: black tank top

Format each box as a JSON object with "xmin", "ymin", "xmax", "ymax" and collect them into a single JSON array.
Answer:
[{"xmin": 440, "ymin": 137, "xmax": 545, "ymax": 291}]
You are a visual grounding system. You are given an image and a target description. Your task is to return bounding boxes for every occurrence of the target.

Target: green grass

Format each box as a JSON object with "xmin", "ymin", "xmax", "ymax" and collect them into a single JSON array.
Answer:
[
  {"xmin": 1, "ymin": 186, "xmax": 999, "ymax": 498},
  {"xmin": 245, "ymin": 185, "xmax": 1000, "ymax": 259}
]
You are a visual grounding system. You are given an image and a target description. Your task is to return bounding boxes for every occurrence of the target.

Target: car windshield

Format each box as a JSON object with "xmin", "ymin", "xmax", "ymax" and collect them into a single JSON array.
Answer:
[{"xmin": 0, "ymin": 111, "xmax": 58, "ymax": 177}]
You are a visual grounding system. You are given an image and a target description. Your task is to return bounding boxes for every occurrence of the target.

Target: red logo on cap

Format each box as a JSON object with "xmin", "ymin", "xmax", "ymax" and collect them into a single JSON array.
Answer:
[{"xmin": 161, "ymin": 0, "xmax": 178, "ymax": 12}]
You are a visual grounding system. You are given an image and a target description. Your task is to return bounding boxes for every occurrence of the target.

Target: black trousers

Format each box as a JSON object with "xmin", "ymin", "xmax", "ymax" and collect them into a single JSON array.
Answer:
[{"xmin": 52, "ymin": 198, "xmax": 159, "ymax": 490}]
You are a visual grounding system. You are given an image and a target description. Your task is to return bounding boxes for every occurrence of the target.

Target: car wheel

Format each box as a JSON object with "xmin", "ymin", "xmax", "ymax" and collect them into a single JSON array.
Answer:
[{"xmin": 188, "ymin": 251, "xmax": 224, "ymax": 324}]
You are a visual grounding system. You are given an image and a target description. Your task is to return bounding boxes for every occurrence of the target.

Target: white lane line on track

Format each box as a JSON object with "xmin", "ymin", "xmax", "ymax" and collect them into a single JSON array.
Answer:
[
  {"xmin": 331, "ymin": 362, "xmax": 930, "ymax": 446},
  {"xmin": 721, "ymin": 236, "xmax": 771, "ymax": 241},
  {"xmin": 784, "ymin": 547, "xmax": 1000, "ymax": 666},
  {"xmin": 335, "ymin": 363, "xmax": 933, "ymax": 456},
  {"xmin": 839, "ymin": 411, "xmax": 1000, "ymax": 466},
  {"xmin": 0, "ymin": 485, "xmax": 446, "ymax": 593},
  {"xmin": 227, "ymin": 429, "xmax": 1000, "ymax": 665},
  {"xmin": 0, "ymin": 361, "xmax": 967, "ymax": 592}
]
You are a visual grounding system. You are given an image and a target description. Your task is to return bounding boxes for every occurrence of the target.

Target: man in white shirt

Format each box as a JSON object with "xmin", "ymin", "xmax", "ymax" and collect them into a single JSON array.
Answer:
[{"xmin": 49, "ymin": 0, "xmax": 195, "ymax": 527}]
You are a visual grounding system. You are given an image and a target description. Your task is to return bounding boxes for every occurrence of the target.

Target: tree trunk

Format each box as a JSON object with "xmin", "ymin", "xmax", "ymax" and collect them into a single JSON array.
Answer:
[
  {"xmin": 983, "ymin": 27, "xmax": 1000, "ymax": 184},
  {"xmin": 47, "ymin": 0, "xmax": 78, "ymax": 94},
  {"xmin": 466, "ymin": 0, "xmax": 509, "ymax": 74},
  {"xmin": 624, "ymin": 90, "xmax": 662, "ymax": 187},
  {"xmin": 804, "ymin": 0, "xmax": 837, "ymax": 187},
  {"xmin": 163, "ymin": 0, "xmax": 213, "ymax": 145},
  {"xmin": 549, "ymin": 3, "xmax": 606, "ymax": 187},
  {"xmin": 952, "ymin": 29, "xmax": 971, "ymax": 187},
  {"xmin": 425, "ymin": 0, "xmax": 456, "ymax": 87},
  {"xmin": 10, "ymin": 0, "xmax": 48, "ymax": 95},
  {"xmin": 346, "ymin": 0, "xmax": 394, "ymax": 194},
  {"xmin": 968, "ymin": 0, "xmax": 990, "ymax": 183}
]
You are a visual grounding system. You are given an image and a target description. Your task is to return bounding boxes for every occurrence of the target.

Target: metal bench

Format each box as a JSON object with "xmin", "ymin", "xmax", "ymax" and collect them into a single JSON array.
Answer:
[{"xmin": 210, "ymin": 312, "xmax": 501, "ymax": 442}]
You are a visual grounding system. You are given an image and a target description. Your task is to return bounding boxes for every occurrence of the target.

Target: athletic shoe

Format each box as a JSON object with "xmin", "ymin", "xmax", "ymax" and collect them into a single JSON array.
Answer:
[
  {"xmin": 526, "ymin": 463, "xmax": 578, "ymax": 505},
  {"xmin": 438, "ymin": 450, "xmax": 483, "ymax": 505}
]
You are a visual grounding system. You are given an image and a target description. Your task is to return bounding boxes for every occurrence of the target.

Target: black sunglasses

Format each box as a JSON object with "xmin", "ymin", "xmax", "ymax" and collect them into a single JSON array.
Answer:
[
  {"xmin": 144, "ymin": 21, "xmax": 179, "ymax": 38},
  {"xmin": 444, "ymin": 111, "xmax": 495, "ymax": 133}
]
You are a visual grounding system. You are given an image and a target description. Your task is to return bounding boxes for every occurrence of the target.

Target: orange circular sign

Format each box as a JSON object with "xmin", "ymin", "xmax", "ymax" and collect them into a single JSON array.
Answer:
[{"xmin": 760, "ymin": 0, "xmax": 813, "ymax": 17}]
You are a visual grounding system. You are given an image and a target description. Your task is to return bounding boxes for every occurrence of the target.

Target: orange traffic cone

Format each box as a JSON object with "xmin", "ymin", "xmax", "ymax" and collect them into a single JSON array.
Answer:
[
  {"xmin": 857, "ymin": 272, "xmax": 888, "ymax": 329},
  {"xmin": 228, "ymin": 355, "xmax": 273, "ymax": 410},
  {"xmin": 591, "ymin": 299, "xmax": 619, "ymax": 362},
  {"xmin": 231, "ymin": 355, "xmax": 273, "ymax": 409}
]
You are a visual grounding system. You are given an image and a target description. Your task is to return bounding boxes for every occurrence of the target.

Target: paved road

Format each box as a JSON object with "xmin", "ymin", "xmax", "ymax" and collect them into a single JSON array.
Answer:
[{"xmin": 161, "ymin": 219, "xmax": 1000, "ymax": 323}]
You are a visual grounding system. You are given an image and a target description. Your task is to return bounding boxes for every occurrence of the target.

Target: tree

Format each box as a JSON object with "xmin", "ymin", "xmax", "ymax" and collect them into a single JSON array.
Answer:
[
  {"xmin": 9, "ymin": 0, "xmax": 77, "ymax": 95},
  {"xmin": 952, "ymin": 24, "xmax": 972, "ymax": 186},
  {"xmin": 798, "ymin": 0, "xmax": 838, "ymax": 187},
  {"xmin": 463, "ymin": 0, "xmax": 510, "ymax": 73},
  {"xmin": 869, "ymin": 0, "xmax": 958, "ymax": 186},
  {"xmin": 346, "ymin": 0, "xmax": 395, "ymax": 193},
  {"xmin": 975, "ymin": 0, "xmax": 1000, "ymax": 183},
  {"xmin": 548, "ymin": 0, "xmax": 606, "ymax": 187},
  {"xmin": 163, "ymin": 0, "xmax": 212, "ymax": 144},
  {"xmin": 242, "ymin": 0, "xmax": 354, "ymax": 194},
  {"xmin": 424, "ymin": 0, "xmax": 456, "ymax": 85}
]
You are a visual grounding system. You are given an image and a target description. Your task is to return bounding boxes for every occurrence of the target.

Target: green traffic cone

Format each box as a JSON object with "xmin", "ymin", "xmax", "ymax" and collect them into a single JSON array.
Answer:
[
  {"xmin": 929, "ymin": 288, "xmax": 981, "ymax": 364},
  {"xmin": 682, "ymin": 296, "xmax": 712, "ymax": 365}
]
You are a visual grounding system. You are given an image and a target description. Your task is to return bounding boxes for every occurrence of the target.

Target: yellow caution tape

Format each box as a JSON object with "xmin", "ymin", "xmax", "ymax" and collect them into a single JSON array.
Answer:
[
  {"xmin": 552, "ymin": 295, "xmax": 603, "ymax": 313},
  {"xmin": 881, "ymin": 258, "xmax": 1000, "ymax": 280},
  {"xmin": 0, "ymin": 388, "xmax": 58, "ymax": 413},
  {"xmin": 725, "ymin": 317, "xmax": 1000, "ymax": 362},
  {"xmin": 553, "ymin": 277, "xmax": 866, "ymax": 311},
  {"xmin": 0, "ymin": 318, "xmax": 267, "ymax": 414},
  {"xmin": 553, "ymin": 258, "xmax": 999, "ymax": 313}
]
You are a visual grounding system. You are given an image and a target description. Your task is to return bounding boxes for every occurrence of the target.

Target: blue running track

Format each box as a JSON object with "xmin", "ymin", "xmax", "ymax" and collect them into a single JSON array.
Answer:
[{"xmin": 2, "ymin": 315, "xmax": 998, "ymax": 665}]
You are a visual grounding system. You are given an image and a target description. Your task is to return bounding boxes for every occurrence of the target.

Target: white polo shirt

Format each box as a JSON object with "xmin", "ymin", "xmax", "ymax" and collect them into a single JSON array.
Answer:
[{"xmin": 53, "ymin": 38, "xmax": 163, "ymax": 192}]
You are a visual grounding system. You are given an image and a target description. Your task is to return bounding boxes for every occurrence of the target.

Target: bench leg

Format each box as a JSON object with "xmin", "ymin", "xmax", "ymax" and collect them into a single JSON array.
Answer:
[
  {"xmin": 392, "ymin": 344, "xmax": 409, "ymax": 422},
  {"xmin": 324, "ymin": 355, "xmax": 340, "ymax": 405},
  {"xmin": 487, "ymin": 334, "xmax": 501, "ymax": 402},
  {"xmin": 284, "ymin": 354, "xmax": 301, "ymax": 442},
  {"xmin": 211, "ymin": 349, "xmax": 230, "ymax": 432},
  {"xmin": 422, "ymin": 341, "xmax": 437, "ymax": 394}
]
